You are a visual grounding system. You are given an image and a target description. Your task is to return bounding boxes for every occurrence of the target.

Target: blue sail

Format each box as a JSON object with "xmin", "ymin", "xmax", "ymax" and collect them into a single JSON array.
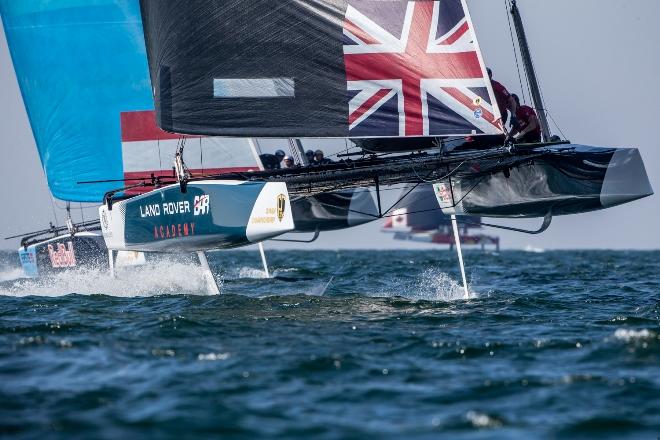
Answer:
[{"xmin": 0, "ymin": 0, "xmax": 153, "ymax": 202}]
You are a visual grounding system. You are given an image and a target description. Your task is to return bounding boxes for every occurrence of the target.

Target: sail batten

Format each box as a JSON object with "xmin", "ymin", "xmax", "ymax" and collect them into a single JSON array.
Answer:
[{"xmin": 139, "ymin": 0, "xmax": 503, "ymax": 138}]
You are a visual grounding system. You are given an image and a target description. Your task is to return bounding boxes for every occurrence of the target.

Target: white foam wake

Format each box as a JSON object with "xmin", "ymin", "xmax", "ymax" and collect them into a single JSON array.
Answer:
[
  {"xmin": 613, "ymin": 328, "xmax": 656, "ymax": 342},
  {"xmin": 0, "ymin": 260, "xmax": 221, "ymax": 297},
  {"xmin": 236, "ymin": 266, "xmax": 269, "ymax": 279},
  {"xmin": 413, "ymin": 268, "xmax": 478, "ymax": 301},
  {"xmin": 373, "ymin": 268, "xmax": 478, "ymax": 302},
  {"xmin": 523, "ymin": 245, "xmax": 546, "ymax": 253}
]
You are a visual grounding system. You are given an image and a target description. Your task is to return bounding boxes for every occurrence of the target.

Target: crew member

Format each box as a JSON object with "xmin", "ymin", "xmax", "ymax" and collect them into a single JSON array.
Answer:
[
  {"xmin": 259, "ymin": 149, "xmax": 286, "ymax": 170},
  {"xmin": 312, "ymin": 149, "xmax": 332, "ymax": 165},
  {"xmin": 305, "ymin": 150, "xmax": 315, "ymax": 165},
  {"xmin": 487, "ymin": 67, "xmax": 518, "ymax": 126},
  {"xmin": 509, "ymin": 94, "xmax": 541, "ymax": 144},
  {"xmin": 282, "ymin": 156, "xmax": 298, "ymax": 169}
]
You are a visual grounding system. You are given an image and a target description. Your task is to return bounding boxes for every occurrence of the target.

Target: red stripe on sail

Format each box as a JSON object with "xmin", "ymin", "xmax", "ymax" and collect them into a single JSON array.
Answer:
[
  {"xmin": 349, "ymin": 89, "xmax": 390, "ymax": 125},
  {"xmin": 438, "ymin": 21, "xmax": 469, "ymax": 45},
  {"xmin": 344, "ymin": 19, "xmax": 381, "ymax": 45},
  {"xmin": 121, "ymin": 110, "xmax": 199, "ymax": 142}
]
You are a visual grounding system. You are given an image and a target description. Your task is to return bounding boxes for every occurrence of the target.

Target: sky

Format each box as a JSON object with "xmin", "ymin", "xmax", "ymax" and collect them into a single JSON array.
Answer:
[{"xmin": 1, "ymin": 0, "xmax": 659, "ymax": 251}]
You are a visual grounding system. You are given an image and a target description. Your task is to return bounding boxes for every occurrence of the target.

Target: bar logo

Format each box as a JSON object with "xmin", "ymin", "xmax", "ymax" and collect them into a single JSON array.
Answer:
[
  {"xmin": 194, "ymin": 195, "xmax": 210, "ymax": 216},
  {"xmin": 48, "ymin": 242, "xmax": 77, "ymax": 268}
]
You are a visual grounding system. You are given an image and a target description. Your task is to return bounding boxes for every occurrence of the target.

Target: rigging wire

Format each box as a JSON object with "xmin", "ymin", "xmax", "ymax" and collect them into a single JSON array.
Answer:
[
  {"xmin": 546, "ymin": 111, "xmax": 568, "ymax": 140},
  {"xmin": 49, "ymin": 195, "xmax": 60, "ymax": 227},
  {"xmin": 311, "ymin": 174, "xmax": 485, "ymax": 222},
  {"xmin": 505, "ymin": 0, "xmax": 528, "ymax": 105},
  {"xmin": 199, "ymin": 137, "xmax": 204, "ymax": 173},
  {"xmin": 52, "ymin": 200, "xmax": 100, "ymax": 211},
  {"xmin": 157, "ymin": 137, "xmax": 163, "ymax": 171}
]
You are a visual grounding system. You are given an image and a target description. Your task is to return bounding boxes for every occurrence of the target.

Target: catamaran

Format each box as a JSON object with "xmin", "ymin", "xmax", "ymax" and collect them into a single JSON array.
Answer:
[
  {"xmin": 2, "ymin": 0, "xmax": 653, "ymax": 295},
  {"xmin": 382, "ymin": 185, "xmax": 500, "ymax": 251},
  {"xmin": 0, "ymin": 0, "xmax": 376, "ymax": 279}
]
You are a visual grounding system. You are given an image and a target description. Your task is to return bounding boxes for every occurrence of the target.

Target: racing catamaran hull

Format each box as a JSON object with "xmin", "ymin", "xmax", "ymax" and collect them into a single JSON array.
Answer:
[
  {"xmin": 18, "ymin": 232, "xmax": 108, "ymax": 278},
  {"xmin": 100, "ymin": 181, "xmax": 294, "ymax": 252},
  {"xmin": 433, "ymin": 146, "xmax": 653, "ymax": 218}
]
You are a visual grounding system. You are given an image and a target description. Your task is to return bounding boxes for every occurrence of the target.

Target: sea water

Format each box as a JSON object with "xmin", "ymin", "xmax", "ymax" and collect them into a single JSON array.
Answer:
[{"xmin": 0, "ymin": 250, "xmax": 658, "ymax": 439}]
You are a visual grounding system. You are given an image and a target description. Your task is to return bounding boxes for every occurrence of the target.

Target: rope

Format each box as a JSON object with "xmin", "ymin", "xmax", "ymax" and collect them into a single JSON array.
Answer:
[
  {"xmin": 546, "ymin": 111, "xmax": 568, "ymax": 140},
  {"xmin": 49, "ymin": 195, "xmax": 60, "ymax": 227}
]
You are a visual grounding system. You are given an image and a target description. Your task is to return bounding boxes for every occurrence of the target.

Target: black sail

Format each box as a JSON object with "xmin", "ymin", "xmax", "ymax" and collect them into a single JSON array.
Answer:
[
  {"xmin": 139, "ymin": 0, "xmax": 503, "ymax": 138},
  {"xmin": 140, "ymin": 0, "xmax": 349, "ymax": 137}
]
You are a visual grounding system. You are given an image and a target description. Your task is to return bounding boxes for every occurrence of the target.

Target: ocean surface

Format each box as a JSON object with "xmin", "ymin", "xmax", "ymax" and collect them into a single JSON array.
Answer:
[{"xmin": 0, "ymin": 249, "xmax": 658, "ymax": 439}]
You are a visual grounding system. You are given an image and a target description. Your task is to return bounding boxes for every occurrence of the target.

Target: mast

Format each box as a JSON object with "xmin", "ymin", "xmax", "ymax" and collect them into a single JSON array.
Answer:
[
  {"xmin": 510, "ymin": 0, "xmax": 551, "ymax": 141},
  {"xmin": 288, "ymin": 139, "xmax": 309, "ymax": 166}
]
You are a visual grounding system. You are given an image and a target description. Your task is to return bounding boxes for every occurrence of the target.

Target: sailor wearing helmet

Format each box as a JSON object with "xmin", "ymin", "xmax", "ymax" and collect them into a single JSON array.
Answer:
[
  {"xmin": 312, "ymin": 149, "xmax": 332, "ymax": 165},
  {"xmin": 282, "ymin": 155, "xmax": 298, "ymax": 169}
]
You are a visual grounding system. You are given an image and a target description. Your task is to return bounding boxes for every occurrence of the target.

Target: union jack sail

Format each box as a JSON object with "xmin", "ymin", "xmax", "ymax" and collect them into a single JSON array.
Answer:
[{"xmin": 344, "ymin": 0, "xmax": 503, "ymax": 137}]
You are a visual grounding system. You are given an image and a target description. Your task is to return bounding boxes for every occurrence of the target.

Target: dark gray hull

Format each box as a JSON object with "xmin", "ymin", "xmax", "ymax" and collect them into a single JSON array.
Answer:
[
  {"xmin": 434, "ymin": 145, "xmax": 653, "ymax": 218},
  {"xmin": 290, "ymin": 188, "xmax": 377, "ymax": 233}
]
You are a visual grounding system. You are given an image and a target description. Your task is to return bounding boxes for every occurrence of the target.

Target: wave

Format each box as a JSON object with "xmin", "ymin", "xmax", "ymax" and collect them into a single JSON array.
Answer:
[
  {"xmin": 229, "ymin": 266, "xmax": 301, "ymax": 280},
  {"xmin": 411, "ymin": 267, "xmax": 478, "ymax": 301},
  {"xmin": 368, "ymin": 267, "xmax": 477, "ymax": 302},
  {"xmin": 523, "ymin": 245, "xmax": 546, "ymax": 253},
  {"xmin": 466, "ymin": 411, "xmax": 504, "ymax": 428},
  {"xmin": 0, "ymin": 260, "xmax": 221, "ymax": 297},
  {"xmin": 613, "ymin": 328, "xmax": 656, "ymax": 342}
]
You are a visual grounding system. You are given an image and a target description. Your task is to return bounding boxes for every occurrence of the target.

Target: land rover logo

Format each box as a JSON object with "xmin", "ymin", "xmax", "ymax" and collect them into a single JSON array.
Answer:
[{"xmin": 277, "ymin": 194, "xmax": 286, "ymax": 222}]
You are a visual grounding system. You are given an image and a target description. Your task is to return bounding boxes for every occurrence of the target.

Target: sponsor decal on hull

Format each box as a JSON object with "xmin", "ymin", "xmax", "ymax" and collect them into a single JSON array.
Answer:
[
  {"xmin": 48, "ymin": 242, "xmax": 77, "ymax": 268},
  {"xmin": 102, "ymin": 181, "xmax": 294, "ymax": 252},
  {"xmin": 19, "ymin": 247, "xmax": 39, "ymax": 277},
  {"xmin": 19, "ymin": 249, "xmax": 36, "ymax": 266},
  {"xmin": 153, "ymin": 222, "xmax": 197, "ymax": 240},
  {"xmin": 194, "ymin": 195, "xmax": 210, "ymax": 215},
  {"xmin": 140, "ymin": 200, "xmax": 201, "ymax": 218},
  {"xmin": 251, "ymin": 193, "xmax": 288, "ymax": 225},
  {"xmin": 277, "ymin": 194, "xmax": 286, "ymax": 222}
]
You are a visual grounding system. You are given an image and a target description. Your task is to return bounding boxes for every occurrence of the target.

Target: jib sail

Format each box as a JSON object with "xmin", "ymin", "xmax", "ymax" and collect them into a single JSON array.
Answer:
[
  {"xmin": 0, "ymin": 0, "xmax": 153, "ymax": 202},
  {"xmin": 139, "ymin": 0, "xmax": 503, "ymax": 138},
  {"xmin": 0, "ymin": 0, "xmax": 263, "ymax": 202}
]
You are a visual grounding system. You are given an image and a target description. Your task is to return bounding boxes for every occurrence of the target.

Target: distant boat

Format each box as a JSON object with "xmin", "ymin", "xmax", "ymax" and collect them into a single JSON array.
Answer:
[{"xmin": 382, "ymin": 185, "xmax": 500, "ymax": 251}]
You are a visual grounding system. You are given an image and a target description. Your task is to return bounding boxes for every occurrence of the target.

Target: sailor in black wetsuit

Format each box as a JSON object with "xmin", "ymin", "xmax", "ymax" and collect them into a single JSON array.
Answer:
[
  {"xmin": 305, "ymin": 150, "xmax": 315, "ymax": 165},
  {"xmin": 259, "ymin": 149, "xmax": 286, "ymax": 170}
]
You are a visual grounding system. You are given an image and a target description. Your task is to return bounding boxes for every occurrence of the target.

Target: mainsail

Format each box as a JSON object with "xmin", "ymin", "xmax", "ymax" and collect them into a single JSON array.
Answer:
[{"xmin": 139, "ymin": 0, "xmax": 503, "ymax": 138}]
